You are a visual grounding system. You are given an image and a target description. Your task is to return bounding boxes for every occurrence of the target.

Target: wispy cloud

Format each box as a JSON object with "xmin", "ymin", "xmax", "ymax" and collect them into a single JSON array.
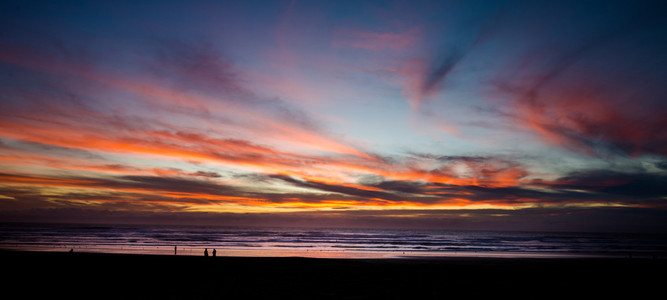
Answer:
[
  {"xmin": 333, "ymin": 27, "xmax": 419, "ymax": 52},
  {"xmin": 488, "ymin": 3, "xmax": 667, "ymax": 157},
  {"xmin": 1, "ymin": 0, "xmax": 666, "ymax": 231}
]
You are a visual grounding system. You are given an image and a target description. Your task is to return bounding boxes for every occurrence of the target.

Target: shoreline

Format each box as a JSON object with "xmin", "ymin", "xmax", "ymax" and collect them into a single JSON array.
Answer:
[
  {"xmin": 3, "ymin": 249, "xmax": 664, "ymax": 298},
  {"xmin": 2, "ymin": 243, "xmax": 658, "ymax": 260}
]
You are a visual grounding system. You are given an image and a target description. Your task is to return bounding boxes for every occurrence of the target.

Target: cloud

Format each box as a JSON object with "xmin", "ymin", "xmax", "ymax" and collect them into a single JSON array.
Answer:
[
  {"xmin": 400, "ymin": 2, "xmax": 507, "ymax": 111},
  {"xmin": 3, "ymin": 204, "xmax": 665, "ymax": 232},
  {"xmin": 0, "ymin": 172, "xmax": 233, "ymax": 196},
  {"xmin": 0, "ymin": 34, "xmax": 374, "ymax": 162},
  {"xmin": 2, "ymin": 0, "xmax": 666, "ymax": 232},
  {"xmin": 148, "ymin": 39, "xmax": 241, "ymax": 94},
  {"xmin": 332, "ymin": 27, "xmax": 419, "ymax": 52},
  {"xmin": 415, "ymin": 49, "xmax": 466, "ymax": 105},
  {"xmin": 489, "ymin": 3, "xmax": 667, "ymax": 157},
  {"xmin": 542, "ymin": 170, "xmax": 667, "ymax": 200},
  {"xmin": 267, "ymin": 174, "xmax": 409, "ymax": 202},
  {"xmin": 2, "ymin": 149, "xmax": 666, "ymax": 226},
  {"xmin": 368, "ymin": 180, "xmax": 426, "ymax": 194}
]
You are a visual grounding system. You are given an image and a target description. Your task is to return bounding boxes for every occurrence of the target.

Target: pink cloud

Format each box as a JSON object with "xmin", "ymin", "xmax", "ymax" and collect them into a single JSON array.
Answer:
[{"xmin": 332, "ymin": 27, "xmax": 420, "ymax": 52}]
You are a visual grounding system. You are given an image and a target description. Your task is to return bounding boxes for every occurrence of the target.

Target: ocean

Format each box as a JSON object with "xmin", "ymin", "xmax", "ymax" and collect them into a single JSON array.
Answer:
[{"xmin": 1, "ymin": 222, "xmax": 666, "ymax": 259}]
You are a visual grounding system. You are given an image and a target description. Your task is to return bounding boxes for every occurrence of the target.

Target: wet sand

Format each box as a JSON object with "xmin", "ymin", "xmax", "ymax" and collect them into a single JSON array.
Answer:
[{"xmin": 2, "ymin": 250, "xmax": 663, "ymax": 299}]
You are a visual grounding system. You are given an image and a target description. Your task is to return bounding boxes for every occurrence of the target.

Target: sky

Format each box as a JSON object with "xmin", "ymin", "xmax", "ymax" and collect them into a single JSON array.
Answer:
[{"xmin": 1, "ymin": 0, "xmax": 666, "ymax": 232}]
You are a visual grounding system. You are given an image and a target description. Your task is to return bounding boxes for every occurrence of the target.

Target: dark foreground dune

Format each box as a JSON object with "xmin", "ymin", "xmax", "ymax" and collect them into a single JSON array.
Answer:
[{"xmin": 2, "ymin": 250, "xmax": 664, "ymax": 299}]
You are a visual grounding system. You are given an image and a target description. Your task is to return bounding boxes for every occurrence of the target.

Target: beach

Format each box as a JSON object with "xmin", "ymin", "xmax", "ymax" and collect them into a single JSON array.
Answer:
[{"xmin": 2, "ymin": 250, "xmax": 664, "ymax": 299}]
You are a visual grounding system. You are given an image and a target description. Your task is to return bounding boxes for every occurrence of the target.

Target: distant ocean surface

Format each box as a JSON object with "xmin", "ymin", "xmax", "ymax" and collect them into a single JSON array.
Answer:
[{"xmin": 1, "ymin": 223, "xmax": 666, "ymax": 259}]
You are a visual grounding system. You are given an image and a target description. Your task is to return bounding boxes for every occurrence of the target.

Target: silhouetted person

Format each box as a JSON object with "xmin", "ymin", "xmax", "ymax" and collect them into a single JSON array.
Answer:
[
  {"xmin": 204, "ymin": 248, "xmax": 208, "ymax": 257},
  {"xmin": 174, "ymin": 246, "xmax": 177, "ymax": 255},
  {"xmin": 213, "ymin": 248, "xmax": 216, "ymax": 257}
]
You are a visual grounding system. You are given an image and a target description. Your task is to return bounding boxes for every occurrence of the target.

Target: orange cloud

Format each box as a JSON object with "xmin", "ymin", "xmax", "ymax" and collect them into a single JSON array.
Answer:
[{"xmin": 2, "ymin": 39, "xmax": 639, "ymax": 215}]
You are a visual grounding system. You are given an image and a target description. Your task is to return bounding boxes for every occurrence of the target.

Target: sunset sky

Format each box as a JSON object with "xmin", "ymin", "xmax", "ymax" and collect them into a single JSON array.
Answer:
[{"xmin": 1, "ymin": 0, "xmax": 666, "ymax": 232}]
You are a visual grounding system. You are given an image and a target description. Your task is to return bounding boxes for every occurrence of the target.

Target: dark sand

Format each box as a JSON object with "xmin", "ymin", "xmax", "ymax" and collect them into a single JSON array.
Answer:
[{"xmin": 2, "ymin": 250, "xmax": 664, "ymax": 299}]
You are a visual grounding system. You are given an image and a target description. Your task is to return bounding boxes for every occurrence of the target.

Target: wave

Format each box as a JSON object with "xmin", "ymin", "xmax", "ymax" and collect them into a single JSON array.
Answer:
[{"xmin": 1, "ymin": 223, "xmax": 666, "ymax": 258}]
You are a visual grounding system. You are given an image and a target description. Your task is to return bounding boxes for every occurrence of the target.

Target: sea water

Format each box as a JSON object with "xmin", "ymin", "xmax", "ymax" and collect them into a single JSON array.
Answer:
[{"xmin": 1, "ymin": 222, "xmax": 665, "ymax": 259}]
